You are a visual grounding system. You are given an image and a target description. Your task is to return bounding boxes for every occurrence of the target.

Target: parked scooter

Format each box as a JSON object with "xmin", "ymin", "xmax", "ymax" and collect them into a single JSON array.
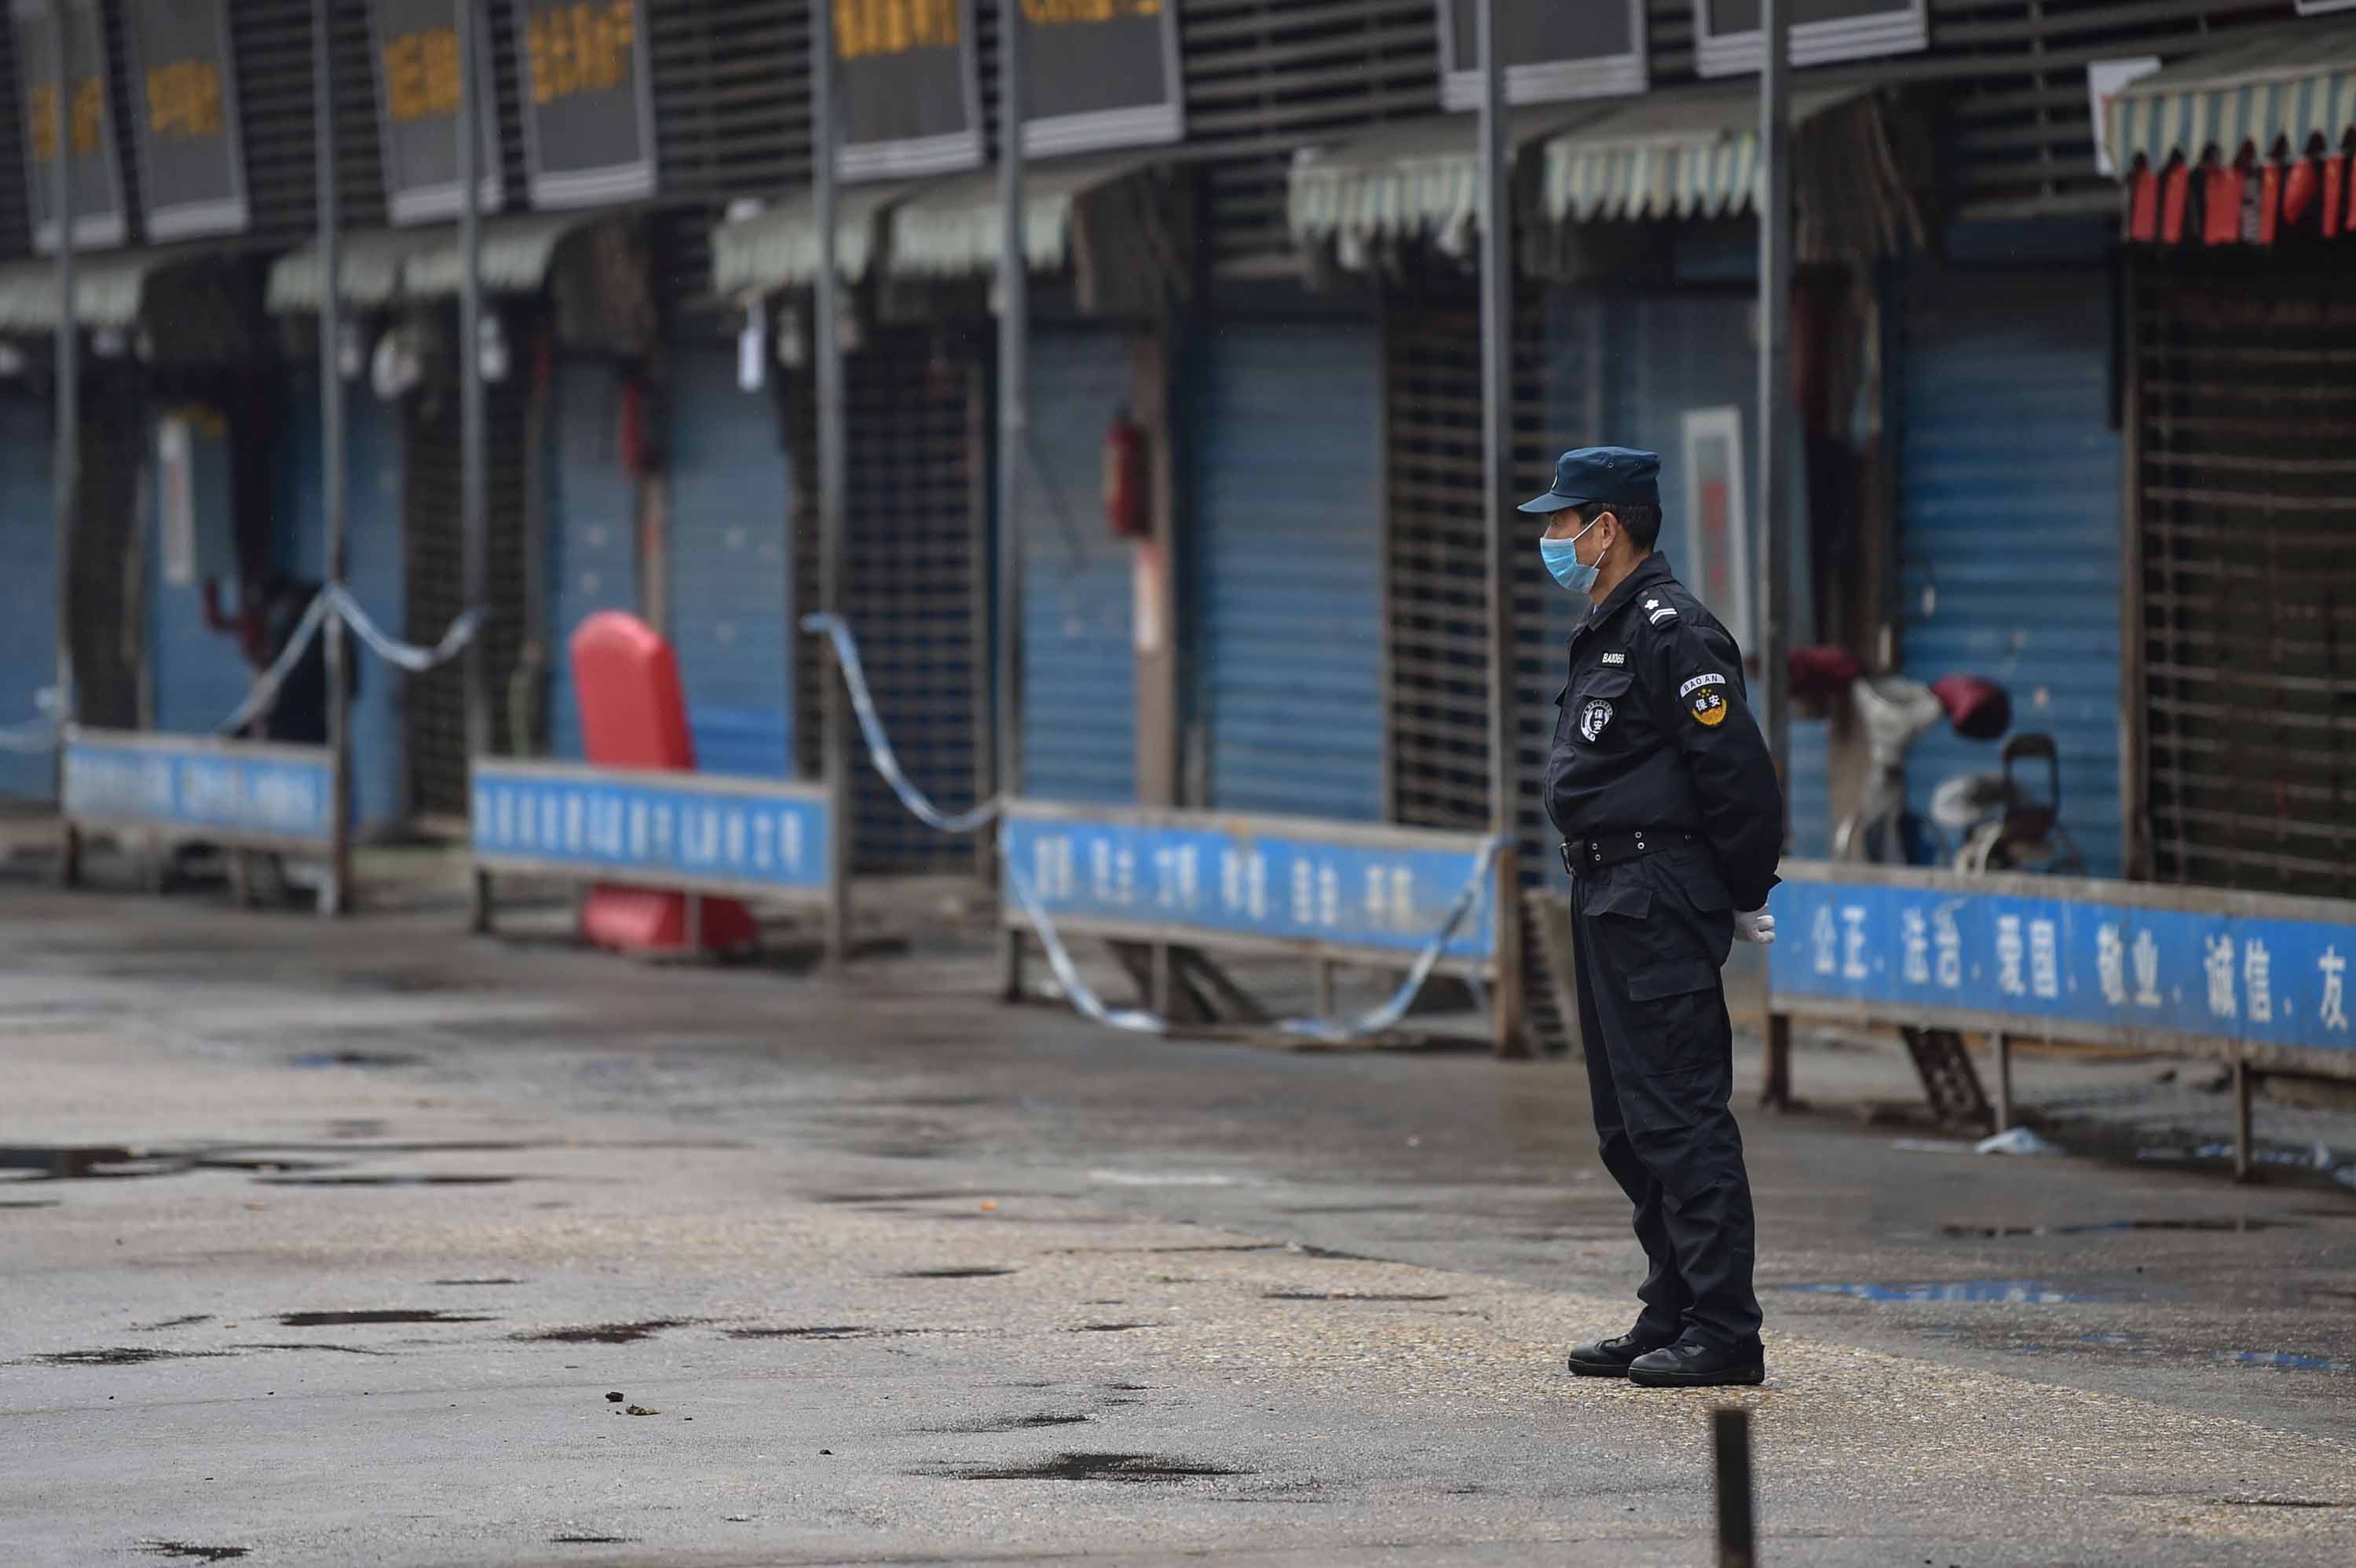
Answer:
[{"xmin": 1794, "ymin": 649, "xmax": 2040, "ymax": 1127}]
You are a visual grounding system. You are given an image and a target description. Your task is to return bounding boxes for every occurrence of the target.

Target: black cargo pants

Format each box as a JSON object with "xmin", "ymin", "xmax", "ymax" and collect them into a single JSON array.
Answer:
[{"xmin": 1569, "ymin": 843, "xmax": 1762, "ymax": 1350}]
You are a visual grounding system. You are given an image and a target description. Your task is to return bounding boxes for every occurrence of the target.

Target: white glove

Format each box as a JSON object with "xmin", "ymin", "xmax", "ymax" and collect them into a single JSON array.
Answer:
[{"xmin": 1734, "ymin": 908, "xmax": 1776, "ymax": 945}]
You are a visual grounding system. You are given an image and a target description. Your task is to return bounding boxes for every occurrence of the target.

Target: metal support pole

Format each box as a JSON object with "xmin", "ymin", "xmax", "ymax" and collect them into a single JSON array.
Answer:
[
  {"xmin": 996, "ymin": 0, "xmax": 1027, "ymax": 811},
  {"xmin": 1713, "ymin": 1407, "xmax": 1758, "ymax": 1568},
  {"xmin": 1476, "ymin": 0, "xmax": 1524, "ymax": 1058},
  {"xmin": 1757, "ymin": 0, "xmax": 1794, "ymax": 1080},
  {"xmin": 314, "ymin": 0, "xmax": 350, "ymax": 917},
  {"xmin": 1992, "ymin": 1032, "xmax": 2015, "ymax": 1131},
  {"xmin": 812, "ymin": 0, "xmax": 851, "ymax": 965},
  {"xmin": 458, "ymin": 0, "xmax": 492, "ymax": 932},
  {"xmin": 49, "ymin": 9, "xmax": 79, "ymax": 886},
  {"xmin": 2233, "ymin": 1056, "xmax": 2255, "ymax": 1182}
]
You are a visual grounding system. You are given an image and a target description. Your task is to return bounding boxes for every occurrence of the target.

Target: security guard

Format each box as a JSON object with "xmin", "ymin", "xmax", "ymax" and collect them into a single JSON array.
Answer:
[{"xmin": 1522, "ymin": 446, "xmax": 1783, "ymax": 1389}]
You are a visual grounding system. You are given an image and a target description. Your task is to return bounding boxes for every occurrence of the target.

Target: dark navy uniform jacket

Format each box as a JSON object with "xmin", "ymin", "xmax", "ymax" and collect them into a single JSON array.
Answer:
[{"xmin": 1546, "ymin": 552, "xmax": 1784, "ymax": 913}]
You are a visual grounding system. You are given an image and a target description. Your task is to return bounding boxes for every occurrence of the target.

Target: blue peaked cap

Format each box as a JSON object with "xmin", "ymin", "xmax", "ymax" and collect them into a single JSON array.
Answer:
[{"xmin": 1518, "ymin": 446, "xmax": 1661, "ymax": 514}]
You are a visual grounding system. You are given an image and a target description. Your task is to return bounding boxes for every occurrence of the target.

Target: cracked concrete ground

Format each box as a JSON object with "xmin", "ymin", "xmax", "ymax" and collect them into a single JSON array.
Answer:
[{"xmin": 2, "ymin": 867, "xmax": 2352, "ymax": 1566}]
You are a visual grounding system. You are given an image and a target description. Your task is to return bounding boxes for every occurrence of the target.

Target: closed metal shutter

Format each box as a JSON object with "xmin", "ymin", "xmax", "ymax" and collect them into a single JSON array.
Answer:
[
  {"xmin": 668, "ymin": 344, "xmax": 792, "ymax": 779},
  {"xmin": 1898, "ymin": 266, "xmax": 2122, "ymax": 875},
  {"xmin": 2133, "ymin": 268, "xmax": 2356, "ymax": 899},
  {"xmin": 1383, "ymin": 287, "xmax": 1568, "ymax": 873},
  {"xmin": 404, "ymin": 376, "xmax": 529, "ymax": 821},
  {"xmin": 225, "ymin": 0, "xmax": 393, "ymax": 241},
  {"xmin": 1019, "ymin": 325, "xmax": 1138, "ymax": 805},
  {"xmin": 1195, "ymin": 316, "xmax": 1384, "ymax": 820},
  {"xmin": 791, "ymin": 327, "xmax": 987, "ymax": 874},
  {"xmin": 0, "ymin": 396, "xmax": 52, "ymax": 799},
  {"xmin": 0, "ymin": 16, "xmax": 29, "ymax": 254}
]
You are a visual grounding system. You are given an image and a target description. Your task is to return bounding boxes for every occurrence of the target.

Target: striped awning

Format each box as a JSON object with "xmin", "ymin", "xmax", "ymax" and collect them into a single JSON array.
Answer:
[
  {"xmin": 1286, "ymin": 106, "xmax": 1605, "ymax": 258},
  {"xmin": 712, "ymin": 181, "xmax": 922, "ymax": 295},
  {"xmin": 2104, "ymin": 30, "xmax": 2356, "ymax": 175},
  {"xmin": 0, "ymin": 247, "xmax": 249, "ymax": 334},
  {"xmin": 884, "ymin": 152, "xmax": 1157, "ymax": 279},
  {"xmin": 266, "ymin": 229, "xmax": 440, "ymax": 313},
  {"xmin": 1541, "ymin": 86, "xmax": 1861, "ymax": 223}
]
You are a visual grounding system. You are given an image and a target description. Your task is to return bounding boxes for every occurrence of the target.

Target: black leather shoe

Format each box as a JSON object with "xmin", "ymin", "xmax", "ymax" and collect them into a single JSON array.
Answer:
[
  {"xmin": 1626, "ymin": 1339, "xmax": 1766, "ymax": 1387},
  {"xmin": 1566, "ymin": 1330, "xmax": 1677, "ymax": 1378}
]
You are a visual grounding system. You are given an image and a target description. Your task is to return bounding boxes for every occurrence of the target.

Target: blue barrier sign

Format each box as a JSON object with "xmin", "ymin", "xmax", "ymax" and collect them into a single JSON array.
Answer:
[
  {"xmin": 63, "ymin": 730, "xmax": 332, "ymax": 846},
  {"xmin": 1000, "ymin": 805, "xmax": 1499, "ymax": 967},
  {"xmin": 470, "ymin": 759, "xmax": 830, "ymax": 898},
  {"xmin": 1770, "ymin": 864, "xmax": 2356, "ymax": 1058}
]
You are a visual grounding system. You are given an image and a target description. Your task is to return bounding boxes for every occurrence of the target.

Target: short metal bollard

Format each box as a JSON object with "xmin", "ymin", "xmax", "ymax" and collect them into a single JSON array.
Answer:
[{"xmin": 1714, "ymin": 1405, "xmax": 1756, "ymax": 1568}]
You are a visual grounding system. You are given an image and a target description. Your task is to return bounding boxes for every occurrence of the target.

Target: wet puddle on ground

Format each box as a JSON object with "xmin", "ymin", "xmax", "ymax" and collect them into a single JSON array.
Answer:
[
  {"xmin": 1780, "ymin": 1280, "xmax": 2127, "ymax": 1304},
  {"xmin": 935, "ymin": 1453, "xmax": 1246, "ymax": 1483},
  {"xmin": 134, "ymin": 1543, "xmax": 249, "ymax": 1562},
  {"xmin": 276, "ymin": 1310, "xmax": 492, "ymax": 1327},
  {"xmin": 512, "ymin": 1320, "xmax": 700, "ymax": 1344},
  {"xmin": 1941, "ymin": 1217, "xmax": 2296, "ymax": 1238},
  {"xmin": 894, "ymin": 1266, "xmax": 1017, "ymax": 1280}
]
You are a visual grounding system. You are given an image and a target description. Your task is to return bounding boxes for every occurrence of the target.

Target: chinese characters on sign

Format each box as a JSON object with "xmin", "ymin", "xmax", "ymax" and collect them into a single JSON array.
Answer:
[
  {"xmin": 1772, "ymin": 871, "xmax": 2356, "ymax": 1056},
  {"xmin": 513, "ymin": 0, "xmax": 655, "ymax": 206},
  {"xmin": 1017, "ymin": 0, "xmax": 1180, "ymax": 156},
  {"xmin": 470, "ymin": 762, "xmax": 832, "ymax": 897},
  {"xmin": 125, "ymin": 0, "xmax": 247, "ymax": 239},
  {"xmin": 12, "ymin": 0, "xmax": 127, "ymax": 250},
  {"xmin": 834, "ymin": 0, "xmax": 982, "ymax": 180},
  {"xmin": 1001, "ymin": 809, "xmax": 1497, "ymax": 964},
  {"xmin": 369, "ymin": 0, "xmax": 505, "ymax": 224},
  {"xmin": 63, "ymin": 735, "xmax": 332, "ymax": 846}
]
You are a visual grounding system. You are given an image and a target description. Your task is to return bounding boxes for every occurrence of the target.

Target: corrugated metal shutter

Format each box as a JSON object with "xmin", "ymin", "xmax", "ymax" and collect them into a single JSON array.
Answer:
[
  {"xmin": 2133, "ymin": 267, "xmax": 2356, "ymax": 900},
  {"xmin": 0, "ymin": 13, "xmax": 31, "ymax": 256},
  {"xmin": 668, "ymin": 344, "xmax": 792, "ymax": 779},
  {"xmin": 225, "ymin": 0, "xmax": 392, "ymax": 242},
  {"xmin": 791, "ymin": 327, "xmax": 986, "ymax": 874},
  {"xmin": 270, "ymin": 379, "xmax": 409, "ymax": 832},
  {"xmin": 0, "ymin": 396, "xmax": 52, "ymax": 799},
  {"xmin": 1195, "ymin": 316, "xmax": 1383, "ymax": 820},
  {"xmin": 405, "ymin": 375, "xmax": 529, "ymax": 820},
  {"xmin": 1898, "ymin": 266, "xmax": 2122, "ymax": 875},
  {"xmin": 1020, "ymin": 325, "xmax": 1137, "ymax": 804},
  {"xmin": 547, "ymin": 358, "xmax": 641, "ymax": 761}
]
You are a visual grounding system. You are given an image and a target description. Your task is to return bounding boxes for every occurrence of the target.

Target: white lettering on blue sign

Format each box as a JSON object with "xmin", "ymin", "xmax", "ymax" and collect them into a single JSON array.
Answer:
[
  {"xmin": 2029, "ymin": 918, "xmax": 2059, "ymax": 1000},
  {"xmin": 2132, "ymin": 929, "xmax": 2163, "ymax": 1007},
  {"xmin": 1996, "ymin": 915, "xmax": 2026, "ymax": 997},
  {"xmin": 2205, "ymin": 934, "xmax": 2237, "ymax": 1021},
  {"xmin": 2097, "ymin": 923, "xmax": 2127, "ymax": 1007},
  {"xmin": 1811, "ymin": 906, "xmax": 1838, "ymax": 977},
  {"xmin": 1841, "ymin": 905, "xmax": 1869, "ymax": 981},
  {"xmin": 1934, "ymin": 905, "xmax": 1963, "ymax": 989},
  {"xmin": 2244, "ymin": 939, "xmax": 2274, "ymax": 1024},
  {"xmin": 2323, "ymin": 947, "xmax": 2349, "ymax": 1031},
  {"xmin": 1901, "ymin": 906, "xmax": 1930, "ymax": 985}
]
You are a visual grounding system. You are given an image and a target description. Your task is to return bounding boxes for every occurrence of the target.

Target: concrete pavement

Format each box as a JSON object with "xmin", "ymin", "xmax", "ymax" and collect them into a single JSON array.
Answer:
[{"xmin": 2, "ymin": 867, "xmax": 2353, "ymax": 1566}]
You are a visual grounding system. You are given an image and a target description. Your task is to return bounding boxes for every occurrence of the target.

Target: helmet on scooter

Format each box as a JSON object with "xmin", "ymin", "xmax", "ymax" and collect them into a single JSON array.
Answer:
[{"xmin": 1931, "ymin": 674, "xmax": 2010, "ymax": 740}]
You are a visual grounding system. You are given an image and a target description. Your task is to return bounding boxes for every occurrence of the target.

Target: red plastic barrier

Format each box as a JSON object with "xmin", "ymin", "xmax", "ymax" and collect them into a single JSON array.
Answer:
[{"xmin": 569, "ymin": 611, "xmax": 757, "ymax": 956}]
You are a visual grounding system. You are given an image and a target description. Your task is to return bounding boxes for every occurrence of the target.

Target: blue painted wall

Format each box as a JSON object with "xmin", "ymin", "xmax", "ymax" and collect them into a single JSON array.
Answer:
[
  {"xmin": 546, "ymin": 359, "xmax": 642, "ymax": 760},
  {"xmin": 0, "ymin": 397, "xmax": 53, "ymax": 801}
]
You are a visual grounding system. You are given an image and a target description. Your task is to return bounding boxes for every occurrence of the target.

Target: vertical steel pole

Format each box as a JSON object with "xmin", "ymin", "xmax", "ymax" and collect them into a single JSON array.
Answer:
[
  {"xmin": 49, "ymin": 7, "xmax": 79, "ymax": 885},
  {"xmin": 997, "ymin": 0, "xmax": 1026, "ymax": 802},
  {"xmin": 1476, "ymin": 0, "xmax": 1526, "ymax": 1056},
  {"xmin": 314, "ymin": 0, "xmax": 350, "ymax": 916},
  {"xmin": 458, "ymin": 0, "xmax": 492, "ymax": 931},
  {"xmin": 995, "ymin": 0, "xmax": 1029, "ymax": 996},
  {"xmin": 1757, "ymin": 0, "xmax": 1795, "ymax": 1105},
  {"xmin": 812, "ymin": 0, "xmax": 851, "ymax": 964}
]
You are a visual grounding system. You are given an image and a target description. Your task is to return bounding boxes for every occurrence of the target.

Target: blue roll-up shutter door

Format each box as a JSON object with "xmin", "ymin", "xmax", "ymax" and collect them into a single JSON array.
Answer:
[
  {"xmin": 270, "ymin": 382, "xmax": 411, "ymax": 832},
  {"xmin": 547, "ymin": 360, "xmax": 641, "ymax": 760},
  {"xmin": 150, "ymin": 410, "xmax": 254, "ymax": 736},
  {"xmin": 0, "ymin": 397, "xmax": 54, "ymax": 801},
  {"xmin": 668, "ymin": 346, "xmax": 794, "ymax": 778},
  {"xmin": 1197, "ymin": 320, "xmax": 1382, "ymax": 821},
  {"xmin": 1021, "ymin": 327, "xmax": 1136, "ymax": 803},
  {"xmin": 1900, "ymin": 269, "xmax": 2122, "ymax": 875},
  {"xmin": 1598, "ymin": 296, "xmax": 1830, "ymax": 857}
]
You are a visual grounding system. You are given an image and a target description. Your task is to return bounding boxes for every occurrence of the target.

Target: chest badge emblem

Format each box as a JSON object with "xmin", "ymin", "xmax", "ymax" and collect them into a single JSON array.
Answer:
[{"xmin": 1580, "ymin": 699, "xmax": 1615, "ymax": 743}]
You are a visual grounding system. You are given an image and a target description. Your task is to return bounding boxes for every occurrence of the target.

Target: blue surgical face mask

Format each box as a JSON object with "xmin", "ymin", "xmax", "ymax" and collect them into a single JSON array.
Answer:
[{"xmin": 1540, "ymin": 514, "xmax": 1607, "ymax": 594}]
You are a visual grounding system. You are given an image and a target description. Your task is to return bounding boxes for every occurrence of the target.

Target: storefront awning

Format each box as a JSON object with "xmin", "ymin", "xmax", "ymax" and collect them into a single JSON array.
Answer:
[
  {"xmin": 266, "ymin": 229, "xmax": 440, "ymax": 314},
  {"xmin": 711, "ymin": 181, "xmax": 920, "ymax": 296},
  {"xmin": 0, "ymin": 247, "xmax": 254, "ymax": 335},
  {"xmin": 1286, "ymin": 106, "xmax": 1607, "ymax": 260},
  {"xmin": 1539, "ymin": 85, "xmax": 1863, "ymax": 223},
  {"xmin": 884, "ymin": 153, "xmax": 1161, "ymax": 279},
  {"xmin": 2103, "ymin": 30, "xmax": 2356, "ymax": 174},
  {"xmin": 402, "ymin": 211, "xmax": 608, "ymax": 299}
]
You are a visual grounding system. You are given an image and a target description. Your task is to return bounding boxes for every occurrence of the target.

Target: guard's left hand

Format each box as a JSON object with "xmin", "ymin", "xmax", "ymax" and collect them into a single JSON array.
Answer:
[{"xmin": 1734, "ymin": 908, "xmax": 1776, "ymax": 945}]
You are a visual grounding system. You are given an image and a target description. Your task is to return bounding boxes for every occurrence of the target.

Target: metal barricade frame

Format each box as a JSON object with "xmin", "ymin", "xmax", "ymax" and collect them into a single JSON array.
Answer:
[{"xmin": 61, "ymin": 726, "xmax": 336, "ymax": 860}]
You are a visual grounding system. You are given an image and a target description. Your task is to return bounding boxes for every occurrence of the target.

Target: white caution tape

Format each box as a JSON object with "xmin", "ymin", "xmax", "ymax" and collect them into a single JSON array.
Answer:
[
  {"xmin": 214, "ymin": 586, "xmax": 486, "ymax": 736},
  {"xmin": 804, "ymin": 610, "xmax": 1499, "ymax": 1043},
  {"xmin": 800, "ymin": 612, "xmax": 1004, "ymax": 835}
]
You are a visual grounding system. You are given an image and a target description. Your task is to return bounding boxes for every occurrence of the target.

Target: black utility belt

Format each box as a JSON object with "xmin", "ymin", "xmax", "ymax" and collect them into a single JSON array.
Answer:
[{"xmin": 1560, "ymin": 828, "xmax": 1696, "ymax": 876}]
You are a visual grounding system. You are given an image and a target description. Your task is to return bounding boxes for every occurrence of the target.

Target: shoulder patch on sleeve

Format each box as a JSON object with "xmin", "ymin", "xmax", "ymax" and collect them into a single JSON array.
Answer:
[
  {"xmin": 1677, "ymin": 671, "xmax": 1727, "ymax": 699},
  {"xmin": 1644, "ymin": 596, "xmax": 1677, "ymax": 626}
]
